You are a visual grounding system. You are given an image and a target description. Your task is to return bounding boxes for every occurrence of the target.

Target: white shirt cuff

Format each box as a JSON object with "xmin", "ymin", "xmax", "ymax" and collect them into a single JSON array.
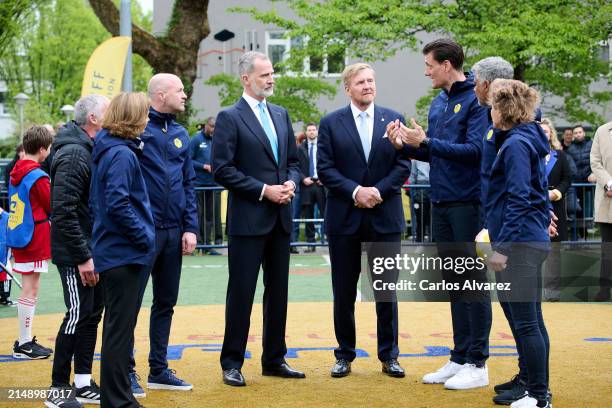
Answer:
[
  {"xmin": 607, "ymin": 180, "xmax": 612, "ymax": 189},
  {"xmin": 352, "ymin": 186, "xmax": 362, "ymax": 201},
  {"xmin": 259, "ymin": 184, "xmax": 267, "ymax": 201}
]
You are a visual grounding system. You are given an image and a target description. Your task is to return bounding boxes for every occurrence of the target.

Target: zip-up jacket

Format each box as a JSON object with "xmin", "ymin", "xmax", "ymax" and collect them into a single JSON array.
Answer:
[
  {"xmin": 90, "ymin": 130, "xmax": 155, "ymax": 273},
  {"xmin": 486, "ymin": 122, "xmax": 551, "ymax": 254},
  {"xmin": 139, "ymin": 108, "xmax": 198, "ymax": 233},
  {"xmin": 403, "ymin": 74, "xmax": 488, "ymax": 203}
]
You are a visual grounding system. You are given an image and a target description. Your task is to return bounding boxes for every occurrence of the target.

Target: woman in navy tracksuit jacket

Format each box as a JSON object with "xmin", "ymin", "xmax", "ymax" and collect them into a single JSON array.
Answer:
[
  {"xmin": 90, "ymin": 93, "xmax": 155, "ymax": 408},
  {"xmin": 486, "ymin": 80, "xmax": 551, "ymax": 408}
]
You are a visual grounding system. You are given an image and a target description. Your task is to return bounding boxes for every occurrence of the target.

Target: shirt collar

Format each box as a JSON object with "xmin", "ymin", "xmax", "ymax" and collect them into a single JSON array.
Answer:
[
  {"xmin": 350, "ymin": 102, "xmax": 374, "ymax": 120},
  {"xmin": 242, "ymin": 92, "xmax": 266, "ymax": 110}
]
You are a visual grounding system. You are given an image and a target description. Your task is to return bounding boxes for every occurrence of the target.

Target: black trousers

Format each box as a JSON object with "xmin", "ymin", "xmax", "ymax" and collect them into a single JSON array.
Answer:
[
  {"xmin": 301, "ymin": 185, "xmax": 326, "ymax": 242},
  {"xmin": 221, "ymin": 220, "xmax": 290, "ymax": 370},
  {"xmin": 196, "ymin": 189, "xmax": 223, "ymax": 245},
  {"xmin": 432, "ymin": 202, "xmax": 492, "ymax": 366},
  {"xmin": 328, "ymin": 215, "xmax": 400, "ymax": 362},
  {"xmin": 100, "ymin": 265, "xmax": 141, "ymax": 408},
  {"xmin": 600, "ymin": 222, "xmax": 612, "ymax": 289},
  {"xmin": 51, "ymin": 265, "xmax": 104, "ymax": 387},
  {"xmin": 498, "ymin": 247, "xmax": 550, "ymax": 400},
  {"xmin": 130, "ymin": 227, "xmax": 183, "ymax": 376}
]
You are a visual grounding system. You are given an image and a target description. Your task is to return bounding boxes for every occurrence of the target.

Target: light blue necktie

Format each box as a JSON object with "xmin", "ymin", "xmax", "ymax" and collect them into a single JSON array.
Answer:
[
  {"xmin": 258, "ymin": 102, "xmax": 279, "ymax": 163},
  {"xmin": 358, "ymin": 111, "xmax": 370, "ymax": 159}
]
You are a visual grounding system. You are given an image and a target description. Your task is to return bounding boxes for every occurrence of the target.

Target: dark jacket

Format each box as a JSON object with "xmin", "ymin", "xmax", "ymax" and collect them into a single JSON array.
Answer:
[
  {"xmin": 486, "ymin": 122, "xmax": 551, "ymax": 254},
  {"xmin": 212, "ymin": 97, "xmax": 301, "ymax": 236},
  {"xmin": 317, "ymin": 104, "xmax": 411, "ymax": 235},
  {"xmin": 139, "ymin": 108, "xmax": 198, "ymax": 233},
  {"xmin": 404, "ymin": 74, "xmax": 488, "ymax": 204},
  {"xmin": 298, "ymin": 139, "xmax": 323, "ymax": 206},
  {"xmin": 547, "ymin": 149, "xmax": 572, "ymax": 241},
  {"xmin": 566, "ymin": 138, "xmax": 593, "ymax": 181},
  {"xmin": 189, "ymin": 130, "xmax": 216, "ymax": 187},
  {"xmin": 90, "ymin": 130, "xmax": 155, "ymax": 273},
  {"xmin": 50, "ymin": 122, "xmax": 94, "ymax": 266}
]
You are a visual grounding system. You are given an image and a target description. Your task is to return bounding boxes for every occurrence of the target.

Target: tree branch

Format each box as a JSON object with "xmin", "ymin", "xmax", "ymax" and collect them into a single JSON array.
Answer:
[{"xmin": 88, "ymin": 0, "xmax": 164, "ymax": 64}]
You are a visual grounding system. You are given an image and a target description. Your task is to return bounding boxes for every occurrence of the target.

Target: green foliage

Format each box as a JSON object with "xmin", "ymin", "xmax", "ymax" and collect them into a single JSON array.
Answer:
[
  {"xmin": 0, "ymin": 0, "xmax": 153, "ymax": 140},
  {"xmin": 206, "ymin": 73, "xmax": 337, "ymax": 125},
  {"xmin": 238, "ymin": 0, "xmax": 612, "ymax": 125}
]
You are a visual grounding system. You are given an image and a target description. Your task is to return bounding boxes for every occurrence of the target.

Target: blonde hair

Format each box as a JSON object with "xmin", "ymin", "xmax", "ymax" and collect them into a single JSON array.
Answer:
[
  {"xmin": 490, "ymin": 79, "xmax": 540, "ymax": 129},
  {"xmin": 341, "ymin": 63, "xmax": 374, "ymax": 88},
  {"xmin": 541, "ymin": 118, "xmax": 562, "ymax": 150},
  {"xmin": 102, "ymin": 92, "xmax": 149, "ymax": 139}
]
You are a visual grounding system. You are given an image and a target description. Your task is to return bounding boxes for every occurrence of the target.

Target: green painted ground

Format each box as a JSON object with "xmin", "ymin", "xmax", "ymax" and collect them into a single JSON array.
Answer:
[{"xmin": 0, "ymin": 253, "xmax": 335, "ymax": 318}]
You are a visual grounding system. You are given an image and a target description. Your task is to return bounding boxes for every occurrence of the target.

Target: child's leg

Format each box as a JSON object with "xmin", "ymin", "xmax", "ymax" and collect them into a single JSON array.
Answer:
[{"xmin": 18, "ymin": 272, "xmax": 40, "ymax": 345}]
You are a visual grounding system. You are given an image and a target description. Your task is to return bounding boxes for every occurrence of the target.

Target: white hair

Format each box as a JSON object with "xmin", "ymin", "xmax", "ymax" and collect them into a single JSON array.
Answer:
[
  {"xmin": 74, "ymin": 94, "xmax": 109, "ymax": 125},
  {"xmin": 472, "ymin": 57, "xmax": 514, "ymax": 83}
]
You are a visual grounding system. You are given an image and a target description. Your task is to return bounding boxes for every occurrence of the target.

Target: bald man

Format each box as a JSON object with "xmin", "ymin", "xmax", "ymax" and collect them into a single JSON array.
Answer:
[{"xmin": 128, "ymin": 73, "xmax": 198, "ymax": 395}]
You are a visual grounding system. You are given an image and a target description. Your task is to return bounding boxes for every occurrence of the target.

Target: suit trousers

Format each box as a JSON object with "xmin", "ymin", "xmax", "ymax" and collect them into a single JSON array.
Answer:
[
  {"xmin": 328, "ymin": 215, "xmax": 400, "ymax": 362},
  {"xmin": 100, "ymin": 265, "xmax": 141, "ymax": 408},
  {"xmin": 221, "ymin": 219, "xmax": 290, "ymax": 369}
]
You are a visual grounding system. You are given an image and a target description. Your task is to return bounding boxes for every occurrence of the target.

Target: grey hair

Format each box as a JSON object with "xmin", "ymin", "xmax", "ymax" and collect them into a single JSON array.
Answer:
[
  {"xmin": 238, "ymin": 51, "xmax": 269, "ymax": 76},
  {"xmin": 472, "ymin": 57, "xmax": 514, "ymax": 83},
  {"xmin": 74, "ymin": 94, "xmax": 109, "ymax": 126}
]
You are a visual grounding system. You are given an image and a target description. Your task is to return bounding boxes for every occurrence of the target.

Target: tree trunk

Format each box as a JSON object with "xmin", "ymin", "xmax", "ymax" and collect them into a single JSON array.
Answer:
[{"xmin": 89, "ymin": 0, "xmax": 210, "ymax": 119}]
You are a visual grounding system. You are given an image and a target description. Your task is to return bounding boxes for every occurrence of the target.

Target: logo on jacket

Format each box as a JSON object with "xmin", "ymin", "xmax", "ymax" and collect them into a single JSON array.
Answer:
[
  {"xmin": 486, "ymin": 129, "xmax": 493, "ymax": 140},
  {"xmin": 174, "ymin": 138, "xmax": 183, "ymax": 148},
  {"xmin": 8, "ymin": 194, "xmax": 24, "ymax": 230},
  {"xmin": 454, "ymin": 103, "xmax": 462, "ymax": 114}
]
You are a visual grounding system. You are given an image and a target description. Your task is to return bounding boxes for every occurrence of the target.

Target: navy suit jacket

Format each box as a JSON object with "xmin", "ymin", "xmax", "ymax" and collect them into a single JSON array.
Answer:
[
  {"xmin": 317, "ymin": 104, "xmax": 411, "ymax": 235},
  {"xmin": 212, "ymin": 97, "xmax": 301, "ymax": 236}
]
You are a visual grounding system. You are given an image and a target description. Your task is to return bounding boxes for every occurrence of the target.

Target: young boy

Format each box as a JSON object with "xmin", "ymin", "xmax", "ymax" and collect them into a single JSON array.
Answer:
[{"xmin": 8, "ymin": 125, "xmax": 53, "ymax": 359}]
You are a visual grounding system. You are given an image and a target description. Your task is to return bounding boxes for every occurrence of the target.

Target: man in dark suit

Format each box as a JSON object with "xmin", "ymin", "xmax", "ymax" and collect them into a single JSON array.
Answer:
[
  {"xmin": 298, "ymin": 122, "xmax": 326, "ymax": 251},
  {"xmin": 317, "ymin": 62, "xmax": 411, "ymax": 378},
  {"xmin": 212, "ymin": 51, "xmax": 305, "ymax": 387}
]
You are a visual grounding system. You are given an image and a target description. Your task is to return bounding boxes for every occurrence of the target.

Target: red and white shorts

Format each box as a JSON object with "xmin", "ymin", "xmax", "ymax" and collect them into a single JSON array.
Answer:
[{"xmin": 13, "ymin": 260, "xmax": 49, "ymax": 275}]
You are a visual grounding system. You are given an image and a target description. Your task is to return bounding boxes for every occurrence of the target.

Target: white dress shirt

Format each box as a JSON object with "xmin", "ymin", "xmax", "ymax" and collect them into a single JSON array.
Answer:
[
  {"xmin": 308, "ymin": 140, "xmax": 318, "ymax": 179},
  {"xmin": 349, "ymin": 103, "xmax": 379, "ymax": 201},
  {"xmin": 241, "ymin": 93, "xmax": 295, "ymax": 201}
]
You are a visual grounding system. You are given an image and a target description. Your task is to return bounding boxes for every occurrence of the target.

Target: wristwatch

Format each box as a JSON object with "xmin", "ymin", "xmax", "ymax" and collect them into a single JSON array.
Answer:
[
  {"xmin": 605, "ymin": 184, "xmax": 610, "ymax": 192},
  {"xmin": 419, "ymin": 137, "xmax": 430, "ymax": 149}
]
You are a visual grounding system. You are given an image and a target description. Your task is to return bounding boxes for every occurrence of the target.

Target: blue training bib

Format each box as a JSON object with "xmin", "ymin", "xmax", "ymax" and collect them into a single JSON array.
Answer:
[{"xmin": 7, "ymin": 168, "xmax": 49, "ymax": 249}]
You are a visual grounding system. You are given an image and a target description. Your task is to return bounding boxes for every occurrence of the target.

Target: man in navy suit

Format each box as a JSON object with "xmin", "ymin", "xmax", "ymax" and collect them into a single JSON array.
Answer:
[
  {"xmin": 317, "ymin": 63, "xmax": 411, "ymax": 378},
  {"xmin": 212, "ymin": 51, "xmax": 305, "ymax": 387}
]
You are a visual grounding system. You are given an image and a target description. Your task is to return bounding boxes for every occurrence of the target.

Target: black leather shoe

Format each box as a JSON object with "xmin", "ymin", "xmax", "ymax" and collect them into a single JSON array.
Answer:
[
  {"xmin": 262, "ymin": 363, "xmax": 305, "ymax": 378},
  {"xmin": 223, "ymin": 368, "xmax": 246, "ymax": 386},
  {"xmin": 382, "ymin": 359, "xmax": 405, "ymax": 377},
  {"xmin": 290, "ymin": 247, "xmax": 300, "ymax": 254},
  {"xmin": 331, "ymin": 359, "xmax": 351, "ymax": 377}
]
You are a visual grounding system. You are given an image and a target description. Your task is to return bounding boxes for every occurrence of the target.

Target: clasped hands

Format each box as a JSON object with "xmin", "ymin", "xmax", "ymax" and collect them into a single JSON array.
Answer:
[
  {"xmin": 264, "ymin": 181, "xmax": 295, "ymax": 205},
  {"xmin": 386, "ymin": 118, "xmax": 427, "ymax": 149},
  {"xmin": 355, "ymin": 186, "xmax": 382, "ymax": 209}
]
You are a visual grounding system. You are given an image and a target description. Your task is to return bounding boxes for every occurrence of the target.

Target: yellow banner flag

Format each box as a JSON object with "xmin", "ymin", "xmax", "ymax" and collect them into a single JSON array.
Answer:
[{"xmin": 81, "ymin": 36, "xmax": 131, "ymax": 98}]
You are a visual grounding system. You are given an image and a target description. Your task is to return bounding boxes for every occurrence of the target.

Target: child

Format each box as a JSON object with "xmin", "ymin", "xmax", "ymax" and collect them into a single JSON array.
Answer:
[{"xmin": 8, "ymin": 125, "xmax": 53, "ymax": 359}]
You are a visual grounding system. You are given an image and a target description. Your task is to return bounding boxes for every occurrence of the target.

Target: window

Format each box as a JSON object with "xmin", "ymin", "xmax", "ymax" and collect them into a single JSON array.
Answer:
[{"xmin": 265, "ymin": 31, "xmax": 346, "ymax": 76}]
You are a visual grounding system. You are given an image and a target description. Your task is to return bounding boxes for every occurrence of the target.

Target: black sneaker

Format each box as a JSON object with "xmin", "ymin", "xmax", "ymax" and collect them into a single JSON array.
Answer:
[
  {"xmin": 74, "ymin": 379, "xmax": 101, "ymax": 404},
  {"xmin": 494, "ymin": 374, "xmax": 523, "ymax": 394},
  {"xmin": 493, "ymin": 381, "xmax": 527, "ymax": 405},
  {"xmin": 0, "ymin": 298, "xmax": 16, "ymax": 306},
  {"xmin": 44, "ymin": 386, "xmax": 82, "ymax": 408},
  {"xmin": 13, "ymin": 337, "xmax": 52, "ymax": 359}
]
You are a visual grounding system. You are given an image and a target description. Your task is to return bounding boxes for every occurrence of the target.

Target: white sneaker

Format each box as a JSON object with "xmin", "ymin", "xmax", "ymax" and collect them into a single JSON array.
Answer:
[
  {"xmin": 510, "ymin": 394, "xmax": 551, "ymax": 408},
  {"xmin": 444, "ymin": 363, "xmax": 489, "ymax": 390},
  {"xmin": 422, "ymin": 360, "xmax": 464, "ymax": 384}
]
